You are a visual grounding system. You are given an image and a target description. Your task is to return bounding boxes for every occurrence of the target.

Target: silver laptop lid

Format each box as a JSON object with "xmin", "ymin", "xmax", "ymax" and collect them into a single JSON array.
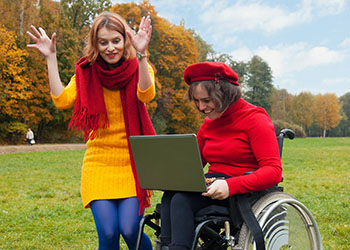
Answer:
[{"xmin": 129, "ymin": 134, "xmax": 207, "ymax": 192}]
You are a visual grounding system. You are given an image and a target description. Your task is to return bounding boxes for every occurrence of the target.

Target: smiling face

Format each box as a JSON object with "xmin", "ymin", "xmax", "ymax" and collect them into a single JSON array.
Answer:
[
  {"xmin": 97, "ymin": 27, "xmax": 125, "ymax": 69},
  {"xmin": 192, "ymin": 83, "xmax": 223, "ymax": 120}
]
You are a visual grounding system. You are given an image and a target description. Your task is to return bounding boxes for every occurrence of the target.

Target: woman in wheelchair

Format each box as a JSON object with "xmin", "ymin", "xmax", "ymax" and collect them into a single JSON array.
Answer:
[{"xmin": 159, "ymin": 62, "xmax": 282, "ymax": 250}]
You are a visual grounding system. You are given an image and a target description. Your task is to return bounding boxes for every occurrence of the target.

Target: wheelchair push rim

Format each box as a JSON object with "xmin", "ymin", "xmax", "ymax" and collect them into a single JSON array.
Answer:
[{"xmin": 237, "ymin": 192, "xmax": 323, "ymax": 250}]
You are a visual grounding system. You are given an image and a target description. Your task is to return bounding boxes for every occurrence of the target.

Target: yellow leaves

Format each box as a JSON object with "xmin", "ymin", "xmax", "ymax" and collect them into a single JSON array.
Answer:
[
  {"xmin": 271, "ymin": 89, "xmax": 342, "ymax": 136},
  {"xmin": 0, "ymin": 25, "xmax": 32, "ymax": 120},
  {"xmin": 110, "ymin": 2, "xmax": 141, "ymax": 29},
  {"xmin": 314, "ymin": 93, "xmax": 341, "ymax": 130},
  {"xmin": 0, "ymin": 27, "xmax": 27, "ymax": 72}
]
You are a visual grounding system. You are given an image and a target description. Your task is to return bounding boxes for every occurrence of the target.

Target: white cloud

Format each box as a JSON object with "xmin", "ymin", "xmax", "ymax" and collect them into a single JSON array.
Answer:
[
  {"xmin": 228, "ymin": 43, "xmax": 343, "ymax": 78},
  {"xmin": 229, "ymin": 47, "xmax": 254, "ymax": 61},
  {"xmin": 340, "ymin": 38, "xmax": 350, "ymax": 48},
  {"xmin": 324, "ymin": 77, "xmax": 350, "ymax": 84},
  {"xmin": 113, "ymin": 0, "xmax": 347, "ymax": 36},
  {"xmin": 200, "ymin": 2, "xmax": 312, "ymax": 34},
  {"xmin": 313, "ymin": 0, "xmax": 346, "ymax": 15}
]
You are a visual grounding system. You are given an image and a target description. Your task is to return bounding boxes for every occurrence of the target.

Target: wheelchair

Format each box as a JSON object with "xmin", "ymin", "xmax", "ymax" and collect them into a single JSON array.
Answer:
[{"xmin": 136, "ymin": 129, "xmax": 323, "ymax": 250}]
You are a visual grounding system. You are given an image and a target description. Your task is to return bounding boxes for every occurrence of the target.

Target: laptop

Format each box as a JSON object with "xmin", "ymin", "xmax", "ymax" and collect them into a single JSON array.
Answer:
[{"xmin": 129, "ymin": 134, "xmax": 207, "ymax": 192}]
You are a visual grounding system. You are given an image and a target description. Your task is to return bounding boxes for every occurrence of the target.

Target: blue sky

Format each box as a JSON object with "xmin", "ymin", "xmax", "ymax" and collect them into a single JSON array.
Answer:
[{"xmin": 113, "ymin": 0, "xmax": 350, "ymax": 97}]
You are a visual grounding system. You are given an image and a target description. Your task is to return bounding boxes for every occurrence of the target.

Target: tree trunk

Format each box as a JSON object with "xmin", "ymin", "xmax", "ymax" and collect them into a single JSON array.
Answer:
[{"xmin": 18, "ymin": 0, "xmax": 24, "ymax": 35}]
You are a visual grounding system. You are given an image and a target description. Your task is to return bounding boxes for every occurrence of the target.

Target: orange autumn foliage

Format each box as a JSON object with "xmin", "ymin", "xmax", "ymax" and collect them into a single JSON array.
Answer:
[{"xmin": 0, "ymin": 26, "xmax": 32, "ymax": 120}]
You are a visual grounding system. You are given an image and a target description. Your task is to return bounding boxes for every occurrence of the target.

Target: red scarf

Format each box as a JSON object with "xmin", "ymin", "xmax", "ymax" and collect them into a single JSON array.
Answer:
[{"xmin": 69, "ymin": 57, "xmax": 155, "ymax": 213}]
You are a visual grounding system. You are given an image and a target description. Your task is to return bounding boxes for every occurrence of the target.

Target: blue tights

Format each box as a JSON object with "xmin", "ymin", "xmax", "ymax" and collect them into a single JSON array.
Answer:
[{"xmin": 90, "ymin": 197, "xmax": 153, "ymax": 250}]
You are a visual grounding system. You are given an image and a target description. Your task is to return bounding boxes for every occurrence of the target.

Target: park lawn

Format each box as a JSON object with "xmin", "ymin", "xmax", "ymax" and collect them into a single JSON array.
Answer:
[
  {"xmin": 280, "ymin": 137, "xmax": 350, "ymax": 249},
  {"xmin": 0, "ymin": 137, "xmax": 349, "ymax": 249}
]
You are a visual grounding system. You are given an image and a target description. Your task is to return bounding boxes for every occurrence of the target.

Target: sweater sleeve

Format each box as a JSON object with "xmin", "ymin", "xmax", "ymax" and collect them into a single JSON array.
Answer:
[
  {"xmin": 137, "ymin": 63, "xmax": 155, "ymax": 103},
  {"xmin": 50, "ymin": 75, "xmax": 77, "ymax": 110},
  {"xmin": 226, "ymin": 110, "xmax": 282, "ymax": 195}
]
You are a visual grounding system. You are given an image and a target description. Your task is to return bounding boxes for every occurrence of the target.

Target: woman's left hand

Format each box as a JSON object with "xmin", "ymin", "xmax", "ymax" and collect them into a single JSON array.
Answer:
[
  {"xmin": 127, "ymin": 15, "xmax": 152, "ymax": 53},
  {"xmin": 202, "ymin": 179, "xmax": 230, "ymax": 200}
]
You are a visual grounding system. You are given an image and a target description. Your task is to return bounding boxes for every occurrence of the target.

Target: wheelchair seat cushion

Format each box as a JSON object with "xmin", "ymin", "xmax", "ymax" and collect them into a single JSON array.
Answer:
[{"xmin": 195, "ymin": 204, "xmax": 230, "ymax": 220}]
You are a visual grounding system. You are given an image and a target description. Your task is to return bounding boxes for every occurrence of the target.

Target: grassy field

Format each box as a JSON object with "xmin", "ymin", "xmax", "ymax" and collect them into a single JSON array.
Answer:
[{"xmin": 0, "ymin": 137, "xmax": 349, "ymax": 249}]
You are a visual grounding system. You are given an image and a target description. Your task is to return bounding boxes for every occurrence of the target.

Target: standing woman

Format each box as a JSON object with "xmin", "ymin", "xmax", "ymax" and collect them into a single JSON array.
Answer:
[{"xmin": 27, "ymin": 12, "xmax": 155, "ymax": 250}]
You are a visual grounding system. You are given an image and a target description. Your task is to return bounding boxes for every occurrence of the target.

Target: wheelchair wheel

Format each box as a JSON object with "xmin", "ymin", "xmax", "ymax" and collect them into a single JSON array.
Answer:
[{"xmin": 237, "ymin": 192, "xmax": 323, "ymax": 250}]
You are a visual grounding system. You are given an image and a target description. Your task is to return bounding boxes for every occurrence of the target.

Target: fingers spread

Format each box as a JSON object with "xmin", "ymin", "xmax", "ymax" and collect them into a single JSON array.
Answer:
[
  {"xmin": 30, "ymin": 25, "xmax": 41, "ymax": 37},
  {"xmin": 26, "ymin": 31, "xmax": 37, "ymax": 41}
]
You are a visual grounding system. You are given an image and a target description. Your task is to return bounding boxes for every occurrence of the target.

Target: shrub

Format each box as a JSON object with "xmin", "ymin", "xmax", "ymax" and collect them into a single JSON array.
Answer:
[
  {"xmin": 273, "ymin": 120, "xmax": 306, "ymax": 138},
  {"xmin": 0, "ymin": 122, "xmax": 28, "ymax": 144}
]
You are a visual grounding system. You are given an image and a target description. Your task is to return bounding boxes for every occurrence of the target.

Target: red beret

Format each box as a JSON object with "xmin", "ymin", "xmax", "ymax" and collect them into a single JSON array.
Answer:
[{"xmin": 183, "ymin": 62, "xmax": 239, "ymax": 86}]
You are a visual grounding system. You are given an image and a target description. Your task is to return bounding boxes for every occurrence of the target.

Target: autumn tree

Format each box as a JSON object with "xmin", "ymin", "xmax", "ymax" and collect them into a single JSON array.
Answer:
[
  {"xmin": 293, "ymin": 92, "xmax": 314, "ymax": 131},
  {"xmin": 329, "ymin": 92, "xmax": 350, "ymax": 137},
  {"xmin": 0, "ymin": 0, "xmax": 40, "ymax": 38},
  {"xmin": 313, "ymin": 93, "xmax": 341, "ymax": 137},
  {"xmin": 0, "ymin": 0, "xmax": 88, "ymax": 142},
  {"xmin": 0, "ymin": 26, "xmax": 31, "ymax": 143},
  {"xmin": 270, "ymin": 88, "xmax": 289, "ymax": 121}
]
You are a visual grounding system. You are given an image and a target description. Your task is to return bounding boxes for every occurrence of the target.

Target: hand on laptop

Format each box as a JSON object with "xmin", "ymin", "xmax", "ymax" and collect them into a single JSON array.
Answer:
[{"xmin": 202, "ymin": 179, "xmax": 229, "ymax": 200}]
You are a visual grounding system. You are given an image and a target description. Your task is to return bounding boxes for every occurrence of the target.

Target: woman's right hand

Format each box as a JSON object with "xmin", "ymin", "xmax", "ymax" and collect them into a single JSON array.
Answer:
[
  {"xmin": 26, "ymin": 25, "xmax": 56, "ymax": 58},
  {"xmin": 26, "ymin": 25, "xmax": 64, "ymax": 96}
]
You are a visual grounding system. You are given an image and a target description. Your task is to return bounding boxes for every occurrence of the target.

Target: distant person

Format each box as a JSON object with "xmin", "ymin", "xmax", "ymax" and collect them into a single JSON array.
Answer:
[
  {"xmin": 25, "ymin": 128, "xmax": 35, "ymax": 145},
  {"xmin": 27, "ymin": 11, "xmax": 155, "ymax": 250},
  {"xmin": 160, "ymin": 62, "xmax": 282, "ymax": 250}
]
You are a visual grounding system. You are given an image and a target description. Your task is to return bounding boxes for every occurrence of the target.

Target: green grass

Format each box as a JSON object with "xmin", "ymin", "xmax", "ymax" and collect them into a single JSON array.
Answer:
[
  {"xmin": 281, "ymin": 137, "xmax": 350, "ymax": 249},
  {"xmin": 0, "ymin": 138, "xmax": 349, "ymax": 249}
]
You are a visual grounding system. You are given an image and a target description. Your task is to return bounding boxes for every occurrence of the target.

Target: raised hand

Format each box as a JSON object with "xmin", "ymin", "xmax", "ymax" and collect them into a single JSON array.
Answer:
[
  {"xmin": 26, "ymin": 25, "xmax": 63, "ymax": 96},
  {"xmin": 26, "ymin": 25, "xmax": 56, "ymax": 58},
  {"xmin": 127, "ymin": 16, "xmax": 152, "ymax": 53}
]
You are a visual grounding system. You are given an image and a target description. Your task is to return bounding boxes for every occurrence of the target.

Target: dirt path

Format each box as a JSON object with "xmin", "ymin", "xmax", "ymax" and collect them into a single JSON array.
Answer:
[{"xmin": 0, "ymin": 144, "xmax": 86, "ymax": 154}]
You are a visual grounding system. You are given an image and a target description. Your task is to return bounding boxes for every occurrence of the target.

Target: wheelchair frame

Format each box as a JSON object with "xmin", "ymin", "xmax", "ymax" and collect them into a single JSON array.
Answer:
[{"xmin": 136, "ymin": 129, "xmax": 323, "ymax": 250}]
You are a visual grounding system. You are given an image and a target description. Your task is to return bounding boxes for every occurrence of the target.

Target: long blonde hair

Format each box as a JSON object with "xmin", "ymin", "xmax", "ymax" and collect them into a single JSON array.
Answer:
[{"xmin": 83, "ymin": 11, "xmax": 136, "ymax": 63}]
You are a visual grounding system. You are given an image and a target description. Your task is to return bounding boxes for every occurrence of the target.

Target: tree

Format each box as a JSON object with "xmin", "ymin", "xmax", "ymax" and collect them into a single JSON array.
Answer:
[
  {"xmin": 313, "ymin": 93, "xmax": 341, "ymax": 137},
  {"xmin": 293, "ymin": 92, "xmax": 314, "ymax": 131},
  {"xmin": 61, "ymin": 0, "xmax": 112, "ymax": 31},
  {"xmin": 0, "ymin": 0, "xmax": 40, "ymax": 38},
  {"xmin": 329, "ymin": 92, "xmax": 350, "ymax": 137},
  {"xmin": 270, "ymin": 88, "xmax": 289, "ymax": 121},
  {"xmin": 339, "ymin": 93, "xmax": 350, "ymax": 136},
  {"xmin": 0, "ymin": 26, "xmax": 31, "ymax": 143},
  {"xmin": 244, "ymin": 56, "xmax": 274, "ymax": 113},
  {"xmin": 188, "ymin": 29, "xmax": 214, "ymax": 62},
  {"xmin": 0, "ymin": 26, "xmax": 31, "ymax": 118}
]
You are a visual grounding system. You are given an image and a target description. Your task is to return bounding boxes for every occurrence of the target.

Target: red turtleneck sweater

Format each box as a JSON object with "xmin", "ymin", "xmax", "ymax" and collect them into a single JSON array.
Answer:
[{"xmin": 197, "ymin": 98, "xmax": 282, "ymax": 196}]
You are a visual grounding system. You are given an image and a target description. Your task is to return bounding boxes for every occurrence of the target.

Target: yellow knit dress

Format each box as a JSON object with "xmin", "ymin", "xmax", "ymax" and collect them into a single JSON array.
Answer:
[{"xmin": 51, "ymin": 65, "xmax": 155, "ymax": 208}]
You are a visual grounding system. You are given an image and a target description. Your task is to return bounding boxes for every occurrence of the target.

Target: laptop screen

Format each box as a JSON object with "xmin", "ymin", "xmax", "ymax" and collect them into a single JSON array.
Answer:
[{"xmin": 129, "ymin": 134, "xmax": 207, "ymax": 192}]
